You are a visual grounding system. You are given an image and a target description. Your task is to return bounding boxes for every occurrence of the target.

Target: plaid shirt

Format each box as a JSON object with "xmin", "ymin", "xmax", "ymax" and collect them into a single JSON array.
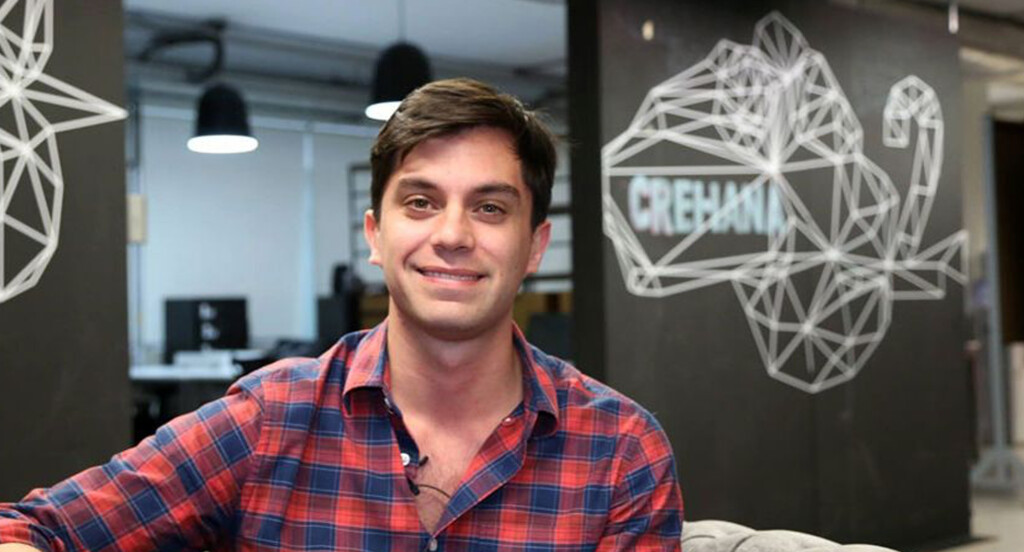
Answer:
[{"xmin": 1, "ymin": 322, "xmax": 683, "ymax": 551}]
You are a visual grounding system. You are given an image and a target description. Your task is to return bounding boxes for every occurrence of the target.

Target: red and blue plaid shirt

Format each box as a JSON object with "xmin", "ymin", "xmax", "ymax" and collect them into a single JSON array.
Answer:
[{"xmin": 0, "ymin": 322, "xmax": 683, "ymax": 551}]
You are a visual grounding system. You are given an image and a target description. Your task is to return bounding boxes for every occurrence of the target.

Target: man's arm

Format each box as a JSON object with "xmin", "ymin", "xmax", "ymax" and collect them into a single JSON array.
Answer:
[
  {"xmin": 597, "ymin": 415, "xmax": 684, "ymax": 552},
  {"xmin": 0, "ymin": 383, "xmax": 263, "ymax": 552}
]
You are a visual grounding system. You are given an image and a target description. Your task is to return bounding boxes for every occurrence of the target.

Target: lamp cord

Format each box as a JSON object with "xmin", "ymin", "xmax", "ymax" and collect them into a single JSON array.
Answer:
[{"xmin": 398, "ymin": 0, "xmax": 406, "ymax": 41}]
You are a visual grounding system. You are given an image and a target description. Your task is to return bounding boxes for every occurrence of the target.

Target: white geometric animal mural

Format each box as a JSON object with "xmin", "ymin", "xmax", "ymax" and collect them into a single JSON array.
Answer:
[
  {"xmin": 0, "ymin": 0, "xmax": 127, "ymax": 304},
  {"xmin": 602, "ymin": 12, "xmax": 967, "ymax": 393}
]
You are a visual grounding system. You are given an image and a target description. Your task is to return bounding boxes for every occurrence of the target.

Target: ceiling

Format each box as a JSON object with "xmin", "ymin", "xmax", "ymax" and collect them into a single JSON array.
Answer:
[
  {"xmin": 122, "ymin": 0, "xmax": 568, "ymax": 121},
  {"xmin": 123, "ymin": 0, "xmax": 1024, "ymax": 122},
  {"xmin": 123, "ymin": 0, "xmax": 567, "ymax": 70},
  {"xmin": 914, "ymin": 0, "xmax": 1024, "ymax": 25},
  {"xmin": 124, "ymin": 0, "xmax": 1024, "ymax": 82}
]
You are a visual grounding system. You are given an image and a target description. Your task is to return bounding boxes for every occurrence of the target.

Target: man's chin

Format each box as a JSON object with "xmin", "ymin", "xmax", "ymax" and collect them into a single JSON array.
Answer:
[
  {"xmin": 407, "ymin": 309, "xmax": 506, "ymax": 342},
  {"xmin": 388, "ymin": 292, "xmax": 513, "ymax": 341},
  {"xmin": 423, "ymin": 317, "xmax": 491, "ymax": 341}
]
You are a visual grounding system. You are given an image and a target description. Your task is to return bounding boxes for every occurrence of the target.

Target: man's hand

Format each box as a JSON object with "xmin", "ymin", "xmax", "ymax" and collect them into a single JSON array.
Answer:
[{"xmin": 0, "ymin": 544, "xmax": 44, "ymax": 552}]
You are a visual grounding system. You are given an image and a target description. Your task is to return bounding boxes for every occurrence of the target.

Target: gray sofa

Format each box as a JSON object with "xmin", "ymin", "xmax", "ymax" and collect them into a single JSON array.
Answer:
[{"xmin": 681, "ymin": 520, "xmax": 899, "ymax": 552}]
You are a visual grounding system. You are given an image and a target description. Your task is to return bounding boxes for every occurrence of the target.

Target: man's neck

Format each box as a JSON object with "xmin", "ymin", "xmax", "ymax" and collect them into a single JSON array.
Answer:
[{"xmin": 385, "ymin": 313, "xmax": 523, "ymax": 427}]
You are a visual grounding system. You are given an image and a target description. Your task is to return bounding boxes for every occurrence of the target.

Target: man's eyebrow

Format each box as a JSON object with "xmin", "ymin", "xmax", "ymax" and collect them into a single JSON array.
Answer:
[
  {"xmin": 394, "ymin": 177, "xmax": 439, "ymax": 193},
  {"xmin": 472, "ymin": 182, "xmax": 522, "ymax": 202},
  {"xmin": 394, "ymin": 178, "xmax": 521, "ymax": 202}
]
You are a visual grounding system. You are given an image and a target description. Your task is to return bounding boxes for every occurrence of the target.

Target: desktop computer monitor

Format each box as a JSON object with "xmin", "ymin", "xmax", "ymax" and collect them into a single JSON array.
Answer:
[{"xmin": 164, "ymin": 297, "xmax": 249, "ymax": 363}]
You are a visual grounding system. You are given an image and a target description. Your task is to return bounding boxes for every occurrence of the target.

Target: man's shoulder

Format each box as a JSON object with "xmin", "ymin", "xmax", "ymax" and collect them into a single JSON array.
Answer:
[
  {"xmin": 526, "ymin": 344, "xmax": 667, "ymax": 439},
  {"xmin": 231, "ymin": 356, "xmax": 324, "ymax": 396}
]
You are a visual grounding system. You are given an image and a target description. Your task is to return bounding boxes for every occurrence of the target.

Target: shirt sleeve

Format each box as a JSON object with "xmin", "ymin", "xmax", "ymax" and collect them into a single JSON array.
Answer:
[
  {"xmin": 0, "ymin": 381, "xmax": 264, "ymax": 552},
  {"xmin": 597, "ymin": 414, "xmax": 684, "ymax": 552}
]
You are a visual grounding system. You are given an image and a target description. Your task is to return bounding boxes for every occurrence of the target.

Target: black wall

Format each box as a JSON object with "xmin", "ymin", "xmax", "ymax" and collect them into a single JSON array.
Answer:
[
  {"xmin": 570, "ymin": 0, "xmax": 969, "ymax": 548},
  {"xmin": 0, "ymin": 1, "xmax": 129, "ymax": 499}
]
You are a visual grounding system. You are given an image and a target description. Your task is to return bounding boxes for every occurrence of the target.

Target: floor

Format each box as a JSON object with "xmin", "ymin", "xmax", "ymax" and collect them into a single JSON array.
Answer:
[{"xmin": 944, "ymin": 492, "xmax": 1024, "ymax": 552}]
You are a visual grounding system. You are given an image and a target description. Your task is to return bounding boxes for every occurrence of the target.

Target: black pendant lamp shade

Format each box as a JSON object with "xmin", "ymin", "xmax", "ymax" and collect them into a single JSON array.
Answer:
[
  {"xmin": 365, "ymin": 42, "xmax": 432, "ymax": 121},
  {"xmin": 188, "ymin": 84, "xmax": 259, "ymax": 154}
]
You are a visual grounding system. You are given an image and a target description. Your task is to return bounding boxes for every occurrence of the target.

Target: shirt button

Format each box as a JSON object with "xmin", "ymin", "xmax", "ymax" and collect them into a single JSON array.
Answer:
[
  {"xmin": 384, "ymin": 396, "xmax": 393, "ymax": 411},
  {"xmin": 502, "ymin": 416, "xmax": 514, "ymax": 425},
  {"xmin": 428, "ymin": 538, "xmax": 438, "ymax": 551},
  {"xmin": 401, "ymin": 452, "xmax": 411, "ymax": 466}
]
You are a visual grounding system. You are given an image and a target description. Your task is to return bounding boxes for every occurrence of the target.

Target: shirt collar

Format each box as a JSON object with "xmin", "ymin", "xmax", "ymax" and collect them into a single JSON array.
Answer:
[
  {"xmin": 341, "ymin": 319, "xmax": 559, "ymax": 436},
  {"xmin": 341, "ymin": 321, "xmax": 389, "ymax": 402}
]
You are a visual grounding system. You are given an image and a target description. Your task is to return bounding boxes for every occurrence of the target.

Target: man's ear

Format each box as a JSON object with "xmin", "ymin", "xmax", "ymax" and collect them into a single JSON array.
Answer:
[
  {"xmin": 363, "ymin": 209, "xmax": 382, "ymax": 266},
  {"xmin": 526, "ymin": 220, "xmax": 552, "ymax": 274}
]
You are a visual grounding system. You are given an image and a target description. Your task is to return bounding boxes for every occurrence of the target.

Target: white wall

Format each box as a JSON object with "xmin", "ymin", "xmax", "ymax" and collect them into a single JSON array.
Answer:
[
  {"xmin": 139, "ymin": 109, "xmax": 378, "ymax": 351},
  {"xmin": 141, "ymin": 113, "xmax": 307, "ymax": 347},
  {"xmin": 311, "ymin": 131, "xmax": 376, "ymax": 295}
]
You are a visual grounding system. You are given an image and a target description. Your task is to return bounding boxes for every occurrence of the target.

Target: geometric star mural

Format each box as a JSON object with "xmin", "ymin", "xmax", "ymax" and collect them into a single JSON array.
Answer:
[
  {"xmin": 602, "ymin": 11, "xmax": 967, "ymax": 393},
  {"xmin": 0, "ymin": 0, "xmax": 127, "ymax": 304}
]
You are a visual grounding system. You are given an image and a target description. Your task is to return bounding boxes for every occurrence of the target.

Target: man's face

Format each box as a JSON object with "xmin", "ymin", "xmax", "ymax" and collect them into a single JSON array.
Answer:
[{"xmin": 364, "ymin": 126, "xmax": 551, "ymax": 340}]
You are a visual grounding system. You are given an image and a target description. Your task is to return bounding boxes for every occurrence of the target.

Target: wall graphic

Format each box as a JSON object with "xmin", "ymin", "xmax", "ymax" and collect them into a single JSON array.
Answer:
[
  {"xmin": 601, "ymin": 12, "xmax": 966, "ymax": 393},
  {"xmin": 0, "ymin": 0, "xmax": 127, "ymax": 304}
]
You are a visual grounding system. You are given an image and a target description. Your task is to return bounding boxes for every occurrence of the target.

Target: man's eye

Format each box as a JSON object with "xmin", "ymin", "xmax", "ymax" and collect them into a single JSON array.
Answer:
[
  {"xmin": 480, "ymin": 203, "xmax": 505, "ymax": 215},
  {"xmin": 408, "ymin": 198, "xmax": 431, "ymax": 210}
]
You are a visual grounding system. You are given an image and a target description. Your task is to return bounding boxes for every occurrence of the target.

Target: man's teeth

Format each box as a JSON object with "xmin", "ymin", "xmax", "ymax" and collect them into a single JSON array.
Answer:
[{"xmin": 422, "ymin": 270, "xmax": 478, "ymax": 281}]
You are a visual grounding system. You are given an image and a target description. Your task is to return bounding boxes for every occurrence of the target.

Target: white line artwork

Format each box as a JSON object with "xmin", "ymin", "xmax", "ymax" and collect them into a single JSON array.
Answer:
[
  {"xmin": 602, "ymin": 11, "xmax": 967, "ymax": 393},
  {"xmin": 0, "ymin": 0, "xmax": 127, "ymax": 304}
]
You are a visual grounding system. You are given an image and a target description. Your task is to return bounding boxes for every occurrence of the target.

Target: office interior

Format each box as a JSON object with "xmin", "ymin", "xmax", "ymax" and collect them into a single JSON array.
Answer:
[{"xmin": 3, "ymin": 0, "xmax": 1024, "ymax": 550}]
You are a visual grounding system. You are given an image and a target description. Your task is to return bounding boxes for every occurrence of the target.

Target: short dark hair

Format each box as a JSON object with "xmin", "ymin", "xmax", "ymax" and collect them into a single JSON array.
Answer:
[{"xmin": 370, "ymin": 78, "xmax": 557, "ymax": 229}]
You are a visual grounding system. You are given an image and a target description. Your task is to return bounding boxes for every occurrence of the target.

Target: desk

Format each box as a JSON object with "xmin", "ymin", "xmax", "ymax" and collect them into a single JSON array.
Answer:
[{"xmin": 130, "ymin": 364, "xmax": 242, "ymax": 382}]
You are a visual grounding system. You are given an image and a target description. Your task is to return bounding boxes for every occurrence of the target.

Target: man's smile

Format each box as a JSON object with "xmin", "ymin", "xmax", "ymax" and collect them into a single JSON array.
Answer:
[{"xmin": 415, "ymin": 266, "xmax": 486, "ymax": 283}]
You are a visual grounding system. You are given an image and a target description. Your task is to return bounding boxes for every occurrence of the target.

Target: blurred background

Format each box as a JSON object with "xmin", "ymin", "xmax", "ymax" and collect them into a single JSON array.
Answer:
[{"xmin": 3, "ymin": 1, "xmax": 1024, "ymax": 550}]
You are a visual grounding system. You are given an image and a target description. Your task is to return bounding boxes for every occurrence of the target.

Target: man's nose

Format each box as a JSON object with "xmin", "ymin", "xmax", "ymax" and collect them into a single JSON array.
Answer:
[{"xmin": 430, "ymin": 207, "xmax": 475, "ymax": 252}]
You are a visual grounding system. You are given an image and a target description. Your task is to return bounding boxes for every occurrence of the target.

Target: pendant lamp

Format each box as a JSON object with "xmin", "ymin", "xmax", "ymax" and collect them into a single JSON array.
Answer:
[
  {"xmin": 365, "ymin": 0, "xmax": 432, "ymax": 121},
  {"xmin": 366, "ymin": 43, "xmax": 432, "ymax": 121},
  {"xmin": 187, "ymin": 84, "xmax": 259, "ymax": 154}
]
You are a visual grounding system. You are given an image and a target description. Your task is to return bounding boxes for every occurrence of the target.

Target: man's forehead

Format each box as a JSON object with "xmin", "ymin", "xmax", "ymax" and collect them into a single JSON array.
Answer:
[
  {"xmin": 385, "ymin": 127, "xmax": 524, "ymax": 188},
  {"xmin": 401, "ymin": 126, "xmax": 516, "ymax": 159}
]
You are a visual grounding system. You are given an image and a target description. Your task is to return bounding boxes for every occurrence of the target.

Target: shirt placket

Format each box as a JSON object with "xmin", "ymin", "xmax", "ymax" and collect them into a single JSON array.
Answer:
[
  {"xmin": 381, "ymin": 390, "xmax": 443, "ymax": 552},
  {"xmin": 382, "ymin": 394, "xmax": 426, "ymax": 494},
  {"xmin": 427, "ymin": 404, "xmax": 533, "ymax": 550}
]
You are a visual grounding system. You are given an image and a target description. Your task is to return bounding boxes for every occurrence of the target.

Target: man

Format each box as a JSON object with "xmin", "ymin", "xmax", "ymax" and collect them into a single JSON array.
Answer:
[{"xmin": 0, "ymin": 78, "xmax": 683, "ymax": 552}]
